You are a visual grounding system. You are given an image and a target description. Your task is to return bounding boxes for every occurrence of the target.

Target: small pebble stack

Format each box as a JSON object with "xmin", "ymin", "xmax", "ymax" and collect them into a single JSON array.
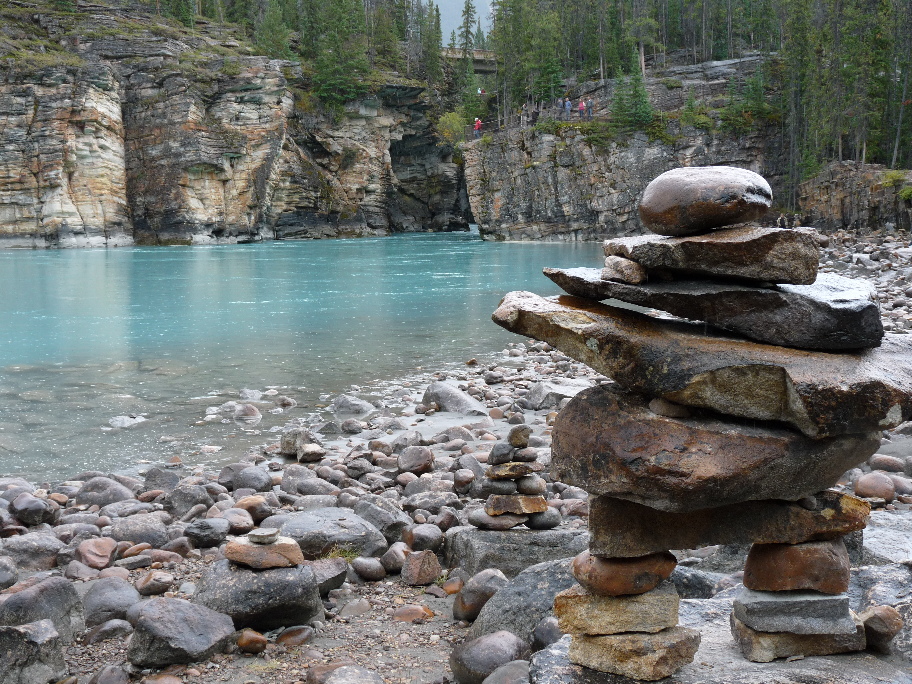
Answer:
[
  {"xmin": 468, "ymin": 425, "xmax": 558, "ymax": 531},
  {"xmin": 223, "ymin": 527, "xmax": 305, "ymax": 569},
  {"xmin": 492, "ymin": 165, "xmax": 912, "ymax": 676}
]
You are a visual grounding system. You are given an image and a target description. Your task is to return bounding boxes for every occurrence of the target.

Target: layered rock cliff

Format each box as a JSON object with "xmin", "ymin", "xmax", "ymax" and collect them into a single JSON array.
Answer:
[
  {"xmin": 0, "ymin": 3, "xmax": 465, "ymax": 247},
  {"xmin": 462, "ymin": 56, "xmax": 785, "ymax": 241},
  {"xmin": 799, "ymin": 162, "xmax": 912, "ymax": 234}
]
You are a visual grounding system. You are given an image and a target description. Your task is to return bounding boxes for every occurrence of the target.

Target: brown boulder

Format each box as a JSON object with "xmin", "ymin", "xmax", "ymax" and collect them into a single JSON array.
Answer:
[
  {"xmin": 730, "ymin": 613, "xmax": 865, "ymax": 663},
  {"xmin": 485, "ymin": 462, "xmax": 543, "ymax": 480},
  {"xmin": 571, "ymin": 550, "xmax": 676, "ymax": 596},
  {"xmin": 854, "ymin": 471, "xmax": 897, "ymax": 501},
  {"xmin": 588, "ymin": 492, "xmax": 869, "ymax": 558},
  {"xmin": 400, "ymin": 550, "xmax": 441, "ymax": 586},
  {"xmin": 492, "ymin": 291, "xmax": 912, "ymax": 438},
  {"xmin": 637, "ymin": 166, "xmax": 772, "ymax": 236},
  {"xmin": 484, "ymin": 494, "xmax": 548, "ymax": 516},
  {"xmin": 554, "ymin": 581, "xmax": 679, "ymax": 635},
  {"xmin": 743, "ymin": 539, "xmax": 850, "ymax": 594},
  {"xmin": 601, "ymin": 255, "xmax": 647, "ymax": 283},
  {"xmin": 552, "ymin": 384, "xmax": 880, "ymax": 511},
  {"xmin": 223, "ymin": 536, "xmax": 305, "ymax": 569},
  {"xmin": 237, "ymin": 628, "xmax": 268, "ymax": 654},
  {"xmin": 858, "ymin": 605, "xmax": 904, "ymax": 653},
  {"xmin": 76, "ymin": 538, "xmax": 118, "ymax": 570}
]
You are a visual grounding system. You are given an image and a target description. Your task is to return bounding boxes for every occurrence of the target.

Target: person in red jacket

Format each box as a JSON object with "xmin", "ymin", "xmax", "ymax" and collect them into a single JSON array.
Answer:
[{"xmin": 473, "ymin": 118, "xmax": 482, "ymax": 139}]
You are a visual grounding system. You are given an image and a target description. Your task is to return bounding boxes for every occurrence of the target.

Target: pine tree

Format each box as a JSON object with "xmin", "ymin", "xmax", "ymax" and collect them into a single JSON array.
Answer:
[{"xmin": 254, "ymin": 0, "xmax": 291, "ymax": 58}]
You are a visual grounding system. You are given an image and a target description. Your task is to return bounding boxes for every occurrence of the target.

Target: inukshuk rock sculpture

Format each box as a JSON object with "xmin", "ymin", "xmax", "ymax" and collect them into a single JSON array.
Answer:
[
  {"xmin": 468, "ymin": 425, "xmax": 559, "ymax": 531},
  {"xmin": 492, "ymin": 165, "xmax": 912, "ymax": 679}
]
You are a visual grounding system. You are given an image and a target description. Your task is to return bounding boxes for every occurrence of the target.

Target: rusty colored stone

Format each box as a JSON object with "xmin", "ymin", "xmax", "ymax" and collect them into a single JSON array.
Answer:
[
  {"xmin": 75, "ymin": 538, "xmax": 118, "ymax": 570},
  {"xmin": 484, "ymin": 494, "xmax": 548, "ymax": 516},
  {"xmin": 392, "ymin": 604, "xmax": 434, "ymax": 622},
  {"xmin": 551, "ymin": 384, "xmax": 880, "ymax": 511},
  {"xmin": 637, "ymin": 166, "xmax": 772, "ymax": 236},
  {"xmin": 223, "ymin": 536, "xmax": 304, "ymax": 569},
  {"xmin": 491, "ymin": 290, "xmax": 912, "ymax": 438},
  {"xmin": 276, "ymin": 625, "xmax": 314, "ymax": 647},
  {"xmin": 588, "ymin": 492, "xmax": 869, "ymax": 558},
  {"xmin": 485, "ymin": 462, "xmax": 543, "ymax": 480},
  {"xmin": 236, "ymin": 628, "xmax": 268, "ymax": 654},
  {"xmin": 401, "ymin": 550, "xmax": 441, "ymax": 586},
  {"xmin": 858, "ymin": 605, "xmax": 904, "ymax": 653},
  {"xmin": 571, "ymin": 550, "xmax": 676, "ymax": 596},
  {"xmin": 743, "ymin": 539, "xmax": 850, "ymax": 594}
]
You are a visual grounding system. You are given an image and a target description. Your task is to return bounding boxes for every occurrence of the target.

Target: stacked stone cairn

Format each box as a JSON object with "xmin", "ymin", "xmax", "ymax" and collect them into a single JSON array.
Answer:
[
  {"xmin": 223, "ymin": 526, "xmax": 305, "ymax": 569},
  {"xmin": 467, "ymin": 425, "xmax": 560, "ymax": 531},
  {"xmin": 491, "ymin": 166, "xmax": 912, "ymax": 678}
]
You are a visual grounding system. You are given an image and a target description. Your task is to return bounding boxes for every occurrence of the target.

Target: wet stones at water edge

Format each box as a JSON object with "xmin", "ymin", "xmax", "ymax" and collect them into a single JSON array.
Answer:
[
  {"xmin": 637, "ymin": 165, "xmax": 773, "ymax": 236},
  {"xmin": 491, "ymin": 167, "xmax": 912, "ymax": 675}
]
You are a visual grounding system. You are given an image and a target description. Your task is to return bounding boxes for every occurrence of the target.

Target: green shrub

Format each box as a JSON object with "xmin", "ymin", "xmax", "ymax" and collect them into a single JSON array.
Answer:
[
  {"xmin": 437, "ymin": 111, "xmax": 466, "ymax": 145},
  {"xmin": 883, "ymin": 170, "xmax": 909, "ymax": 187},
  {"xmin": 662, "ymin": 78, "xmax": 683, "ymax": 89},
  {"xmin": 899, "ymin": 186, "xmax": 912, "ymax": 201}
]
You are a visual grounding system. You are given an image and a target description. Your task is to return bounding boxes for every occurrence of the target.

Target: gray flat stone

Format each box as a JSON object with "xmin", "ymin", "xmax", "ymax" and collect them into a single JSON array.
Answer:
[
  {"xmin": 861, "ymin": 510, "xmax": 912, "ymax": 563},
  {"xmin": 602, "ymin": 226, "xmax": 818, "ymax": 284},
  {"xmin": 444, "ymin": 526, "xmax": 588, "ymax": 578},
  {"xmin": 544, "ymin": 268, "xmax": 883, "ymax": 350},
  {"xmin": 529, "ymin": 597, "xmax": 912, "ymax": 683},
  {"xmin": 732, "ymin": 588, "xmax": 857, "ymax": 635}
]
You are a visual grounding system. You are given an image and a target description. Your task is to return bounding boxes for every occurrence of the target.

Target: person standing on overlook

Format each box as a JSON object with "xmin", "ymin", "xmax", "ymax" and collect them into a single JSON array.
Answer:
[
  {"xmin": 578, "ymin": 99, "xmax": 585, "ymax": 120},
  {"xmin": 586, "ymin": 97, "xmax": 594, "ymax": 120},
  {"xmin": 564, "ymin": 97, "xmax": 572, "ymax": 120},
  {"xmin": 473, "ymin": 118, "xmax": 482, "ymax": 139}
]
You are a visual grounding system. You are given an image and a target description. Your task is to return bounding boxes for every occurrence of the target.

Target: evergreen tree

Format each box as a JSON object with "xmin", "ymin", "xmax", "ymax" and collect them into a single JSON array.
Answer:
[{"xmin": 254, "ymin": 0, "xmax": 291, "ymax": 58}]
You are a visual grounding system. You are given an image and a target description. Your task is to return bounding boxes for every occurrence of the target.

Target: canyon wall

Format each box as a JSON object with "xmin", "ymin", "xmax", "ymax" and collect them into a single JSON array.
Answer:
[{"xmin": 0, "ymin": 4, "xmax": 465, "ymax": 247}]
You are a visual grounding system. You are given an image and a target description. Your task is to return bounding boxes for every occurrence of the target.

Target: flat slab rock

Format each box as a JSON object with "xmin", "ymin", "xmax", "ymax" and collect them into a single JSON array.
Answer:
[
  {"xmin": 543, "ymin": 267, "xmax": 883, "ymax": 350},
  {"xmin": 444, "ymin": 526, "xmax": 588, "ymax": 578},
  {"xmin": 602, "ymin": 226, "xmax": 817, "ymax": 284},
  {"xmin": 492, "ymin": 291, "xmax": 912, "ymax": 438},
  {"xmin": 529, "ymin": 597, "xmax": 912, "ymax": 684},
  {"xmin": 551, "ymin": 384, "xmax": 879, "ymax": 512}
]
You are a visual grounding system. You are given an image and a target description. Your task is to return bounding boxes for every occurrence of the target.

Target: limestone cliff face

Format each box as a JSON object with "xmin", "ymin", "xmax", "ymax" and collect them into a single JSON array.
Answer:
[
  {"xmin": 463, "ymin": 123, "xmax": 783, "ymax": 242},
  {"xmin": 0, "ymin": 5, "xmax": 464, "ymax": 247},
  {"xmin": 799, "ymin": 162, "xmax": 912, "ymax": 234}
]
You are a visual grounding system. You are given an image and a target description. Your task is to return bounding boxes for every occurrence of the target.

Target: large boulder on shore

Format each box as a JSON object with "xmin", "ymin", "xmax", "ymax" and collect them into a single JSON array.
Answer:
[
  {"xmin": 0, "ymin": 620, "xmax": 67, "ymax": 684},
  {"xmin": 263, "ymin": 508, "xmax": 387, "ymax": 559},
  {"xmin": 126, "ymin": 598, "xmax": 235, "ymax": 667},
  {"xmin": 191, "ymin": 560, "xmax": 323, "ymax": 631},
  {"xmin": 109, "ymin": 513, "xmax": 169, "ymax": 548},
  {"xmin": 0, "ymin": 576, "xmax": 84, "ymax": 644},
  {"xmin": 422, "ymin": 382, "xmax": 487, "ymax": 415},
  {"xmin": 74, "ymin": 477, "xmax": 135, "ymax": 508},
  {"xmin": 83, "ymin": 577, "xmax": 141, "ymax": 627},
  {"xmin": 0, "ymin": 534, "xmax": 65, "ymax": 571},
  {"xmin": 445, "ymin": 527, "xmax": 589, "ymax": 579},
  {"xmin": 468, "ymin": 557, "xmax": 577, "ymax": 645}
]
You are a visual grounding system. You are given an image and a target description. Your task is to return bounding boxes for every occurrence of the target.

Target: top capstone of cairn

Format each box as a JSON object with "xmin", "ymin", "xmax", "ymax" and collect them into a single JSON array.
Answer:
[{"xmin": 638, "ymin": 166, "xmax": 773, "ymax": 236}]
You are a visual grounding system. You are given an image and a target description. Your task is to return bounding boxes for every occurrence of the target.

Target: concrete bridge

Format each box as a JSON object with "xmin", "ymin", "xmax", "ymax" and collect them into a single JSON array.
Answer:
[{"xmin": 441, "ymin": 48, "xmax": 496, "ymax": 74}]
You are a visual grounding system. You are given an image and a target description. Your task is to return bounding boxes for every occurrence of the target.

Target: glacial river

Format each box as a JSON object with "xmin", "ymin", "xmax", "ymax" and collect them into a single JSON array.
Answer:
[{"xmin": 0, "ymin": 233, "xmax": 602, "ymax": 481}]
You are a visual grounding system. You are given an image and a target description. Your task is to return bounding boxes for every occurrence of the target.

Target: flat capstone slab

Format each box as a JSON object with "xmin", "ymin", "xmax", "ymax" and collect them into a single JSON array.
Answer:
[
  {"xmin": 543, "ymin": 267, "xmax": 883, "ymax": 350},
  {"xmin": 732, "ymin": 588, "xmax": 857, "ymax": 635},
  {"xmin": 248, "ymin": 528, "xmax": 280, "ymax": 545}
]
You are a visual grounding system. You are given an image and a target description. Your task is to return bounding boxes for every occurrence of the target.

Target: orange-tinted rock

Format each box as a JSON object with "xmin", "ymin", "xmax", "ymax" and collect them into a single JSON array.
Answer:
[
  {"xmin": 492, "ymin": 291, "xmax": 912, "ymax": 438},
  {"xmin": 401, "ymin": 550, "xmax": 441, "ymax": 586},
  {"xmin": 743, "ymin": 539, "xmax": 850, "ymax": 594},
  {"xmin": 637, "ymin": 166, "xmax": 772, "ymax": 236},
  {"xmin": 855, "ymin": 471, "xmax": 897, "ymax": 501},
  {"xmin": 123, "ymin": 543, "xmax": 152, "ymax": 558},
  {"xmin": 858, "ymin": 605, "xmax": 904, "ymax": 653},
  {"xmin": 484, "ymin": 494, "xmax": 548, "ymax": 515},
  {"xmin": 76, "ymin": 538, "xmax": 118, "ymax": 570},
  {"xmin": 138, "ymin": 490, "xmax": 164, "ymax": 503},
  {"xmin": 276, "ymin": 625, "xmax": 314, "ymax": 646},
  {"xmin": 571, "ymin": 550, "xmax": 676, "ymax": 596},
  {"xmin": 234, "ymin": 495, "xmax": 273, "ymax": 523},
  {"xmin": 441, "ymin": 577, "xmax": 464, "ymax": 595},
  {"xmin": 223, "ymin": 536, "xmax": 304, "ymax": 569},
  {"xmin": 485, "ymin": 462, "xmax": 543, "ymax": 480},
  {"xmin": 237, "ymin": 628, "xmax": 268, "ymax": 654},
  {"xmin": 589, "ymin": 492, "xmax": 869, "ymax": 557},
  {"xmin": 393, "ymin": 604, "xmax": 434, "ymax": 622},
  {"xmin": 552, "ymin": 384, "xmax": 879, "ymax": 511},
  {"xmin": 601, "ymin": 255, "xmax": 647, "ymax": 284},
  {"xmin": 135, "ymin": 570, "xmax": 175, "ymax": 596}
]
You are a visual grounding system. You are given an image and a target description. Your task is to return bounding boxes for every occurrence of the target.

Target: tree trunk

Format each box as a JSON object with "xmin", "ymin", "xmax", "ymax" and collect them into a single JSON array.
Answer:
[{"xmin": 892, "ymin": 68, "xmax": 910, "ymax": 169}]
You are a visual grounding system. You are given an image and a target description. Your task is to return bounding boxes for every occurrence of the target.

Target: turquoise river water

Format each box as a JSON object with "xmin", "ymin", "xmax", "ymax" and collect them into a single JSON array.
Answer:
[{"xmin": 0, "ymin": 233, "xmax": 602, "ymax": 481}]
